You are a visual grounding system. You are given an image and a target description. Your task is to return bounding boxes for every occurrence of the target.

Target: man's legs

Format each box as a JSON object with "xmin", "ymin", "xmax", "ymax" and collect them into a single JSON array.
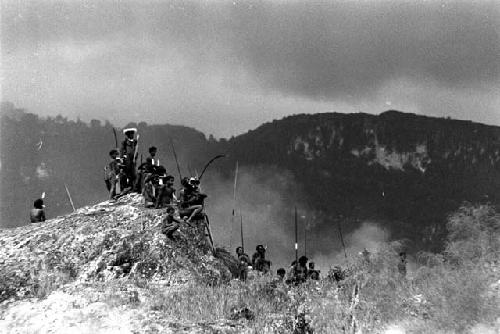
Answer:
[
  {"xmin": 185, "ymin": 205, "xmax": 203, "ymax": 222},
  {"xmin": 163, "ymin": 222, "xmax": 180, "ymax": 238}
]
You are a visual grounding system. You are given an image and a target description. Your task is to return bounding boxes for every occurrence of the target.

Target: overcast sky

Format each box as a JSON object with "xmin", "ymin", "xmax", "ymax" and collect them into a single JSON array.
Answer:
[{"xmin": 2, "ymin": 0, "xmax": 499, "ymax": 137}]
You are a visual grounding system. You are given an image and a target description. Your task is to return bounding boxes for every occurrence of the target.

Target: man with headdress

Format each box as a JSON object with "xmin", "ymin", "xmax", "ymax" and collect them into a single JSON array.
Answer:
[
  {"xmin": 179, "ymin": 177, "xmax": 207, "ymax": 222},
  {"xmin": 120, "ymin": 128, "xmax": 138, "ymax": 189}
]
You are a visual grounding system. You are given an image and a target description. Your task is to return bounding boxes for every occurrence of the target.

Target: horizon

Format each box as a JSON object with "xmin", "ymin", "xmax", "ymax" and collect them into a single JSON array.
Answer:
[{"xmin": 3, "ymin": 102, "xmax": 500, "ymax": 140}]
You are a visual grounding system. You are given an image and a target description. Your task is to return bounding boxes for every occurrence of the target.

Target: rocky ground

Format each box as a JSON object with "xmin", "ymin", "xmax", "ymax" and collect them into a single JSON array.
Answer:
[{"xmin": 0, "ymin": 194, "xmax": 246, "ymax": 333}]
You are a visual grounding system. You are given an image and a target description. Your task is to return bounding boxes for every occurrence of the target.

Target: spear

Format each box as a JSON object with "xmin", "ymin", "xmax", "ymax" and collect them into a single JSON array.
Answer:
[
  {"xmin": 304, "ymin": 220, "xmax": 307, "ymax": 258},
  {"xmin": 295, "ymin": 206, "xmax": 298, "ymax": 264},
  {"xmin": 338, "ymin": 217, "xmax": 348, "ymax": 259},
  {"xmin": 230, "ymin": 161, "xmax": 238, "ymax": 249},
  {"xmin": 169, "ymin": 138, "xmax": 182, "ymax": 182},
  {"xmin": 112, "ymin": 128, "xmax": 118, "ymax": 149},
  {"xmin": 64, "ymin": 183, "xmax": 75, "ymax": 212},
  {"xmin": 240, "ymin": 214, "xmax": 245, "ymax": 252},
  {"xmin": 133, "ymin": 134, "xmax": 140, "ymax": 166}
]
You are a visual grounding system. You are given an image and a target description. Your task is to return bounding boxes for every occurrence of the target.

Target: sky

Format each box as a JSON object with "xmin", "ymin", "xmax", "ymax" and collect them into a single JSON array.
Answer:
[{"xmin": 1, "ymin": 0, "xmax": 499, "ymax": 138}]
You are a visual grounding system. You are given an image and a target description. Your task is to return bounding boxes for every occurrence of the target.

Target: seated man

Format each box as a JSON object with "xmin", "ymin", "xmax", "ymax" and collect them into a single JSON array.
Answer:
[
  {"xmin": 30, "ymin": 198, "xmax": 46, "ymax": 223},
  {"xmin": 179, "ymin": 177, "xmax": 207, "ymax": 222},
  {"xmin": 307, "ymin": 262, "xmax": 320, "ymax": 280},
  {"xmin": 160, "ymin": 206, "xmax": 184, "ymax": 239},
  {"xmin": 143, "ymin": 174, "xmax": 159, "ymax": 208},
  {"xmin": 155, "ymin": 175, "xmax": 177, "ymax": 209}
]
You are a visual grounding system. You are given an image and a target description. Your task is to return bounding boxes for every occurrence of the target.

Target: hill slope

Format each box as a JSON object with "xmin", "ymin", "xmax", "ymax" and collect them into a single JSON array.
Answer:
[{"xmin": 0, "ymin": 194, "xmax": 244, "ymax": 333}]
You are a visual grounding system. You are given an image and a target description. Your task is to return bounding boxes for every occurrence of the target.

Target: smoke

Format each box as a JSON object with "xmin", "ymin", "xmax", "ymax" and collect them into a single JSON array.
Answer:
[
  {"xmin": 202, "ymin": 165, "xmax": 311, "ymax": 271},
  {"xmin": 201, "ymin": 166, "xmax": 395, "ymax": 272},
  {"xmin": 308, "ymin": 221, "xmax": 391, "ymax": 271}
]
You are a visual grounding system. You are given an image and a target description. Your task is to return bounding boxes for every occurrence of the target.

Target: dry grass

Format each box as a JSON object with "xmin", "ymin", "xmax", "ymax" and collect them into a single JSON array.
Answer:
[{"xmin": 3, "ymin": 204, "xmax": 498, "ymax": 333}]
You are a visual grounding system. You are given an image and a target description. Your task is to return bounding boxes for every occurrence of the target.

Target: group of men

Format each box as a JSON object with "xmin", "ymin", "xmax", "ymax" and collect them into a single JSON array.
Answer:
[
  {"xmin": 235, "ymin": 244, "xmax": 272, "ymax": 280},
  {"xmin": 104, "ymin": 128, "xmax": 207, "ymax": 224},
  {"xmin": 235, "ymin": 245, "xmax": 322, "ymax": 284}
]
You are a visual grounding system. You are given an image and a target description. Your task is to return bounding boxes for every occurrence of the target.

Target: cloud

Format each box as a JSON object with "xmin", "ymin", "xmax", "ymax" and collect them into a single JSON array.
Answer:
[{"xmin": 2, "ymin": 1, "xmax": 499, "ymax": 137}]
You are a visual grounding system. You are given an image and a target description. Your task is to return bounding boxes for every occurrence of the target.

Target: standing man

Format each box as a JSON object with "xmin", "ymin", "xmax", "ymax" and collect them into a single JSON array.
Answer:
[
  {"xmin": 104, "ymin": 149, "xmax": 121, "ymax": 200},
  {"xmin": 236, "ymin": 246, "xmax": 251, "ymax": 281},
  {"xmin": 292, "ymin": 256, "xmax": 309, "ymax": 284},
  {"xmin": 30, "ymin": 198, "xmax": 46, "ymax": 223},
  {"xmin": 156, "ymin": 175, "xmax": 177, "ymax": 209},
  {"xmin": 252, "ymin": 245, "xmax": 271, "ymax": 274},
  {"xmin": 120, "ymin": 128, "xmax": 138, "ymax": 189}
]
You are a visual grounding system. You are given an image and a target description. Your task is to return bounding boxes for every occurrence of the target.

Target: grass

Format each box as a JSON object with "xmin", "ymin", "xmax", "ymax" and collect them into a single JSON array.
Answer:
[
  {"xmin": 135, "ymin": 204, "xmax": 499, "ymax": 333},
  {"xmin": 2, "ymin": 204, "xmax": 498, "ymax": 333}
]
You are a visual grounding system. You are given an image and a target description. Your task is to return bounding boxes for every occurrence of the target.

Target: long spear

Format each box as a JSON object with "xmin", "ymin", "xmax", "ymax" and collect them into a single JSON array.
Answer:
[
  {"xmin": 338, "ymin": 217, "xmax": 348, "ymax": 259},
  {"xmin": 169, "ymin": 138, "xmax": 182, "ymax": 182},
  {"xmin": 230, "ymin": 161, "xmax": 239, "ymax": 249},
  {"xmin": 240, "ymin": 214, "xmax": 245, "ymax": 252},
  {"xmin": 112, "ymin": 128, "xmax": 118, "ymax": 149},
  {"xmin": 295, "ymin": 206, "xmax": 298, "ymax": 264},
  {"xmin": 304, "ymin": 220, "xmax": 307, "ymax": 258},
  {"xmin": 133, "ymin": 134, "xmax": 140, "ymax": 166},
  {"xmin": 64, "ymin": 183, "xmax": 75, "ymax": 212}
]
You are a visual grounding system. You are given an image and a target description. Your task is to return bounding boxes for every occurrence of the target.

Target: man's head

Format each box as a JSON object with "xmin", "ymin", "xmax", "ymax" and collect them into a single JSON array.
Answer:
[
  {"xmin": 308, "ymin": 262, "xmax": 315, "ymax": 270},
  {"xmin": 256, "ymin": 245, "xmax": 265, "ymax": 254},
  {"xmin": 109, "ymin": 149, "xmax": 119, "ymax": 159},
  {"xmin": 181, "ymin": 177, "xmax": 190, "ymax": 188},
  {"xmin": 298, "ymin": 256, "xmax": 308, "ymax": 266},
  {"xmin": 399, "ymin": 252, "xmax": 406, "ymax": 260},
  {"xmin": 123, "ymin": 128, "xmax": 137, "ymax": 139},
  {"xmin": 149, "ymin": 146, "xmax": 157, "ymax": 156},
  {"xmin": 34, "ymin": 198, "xmax": 44, "ymax": 209},
  {"xmin": 188, "ymin": 177, "xmax": 200, "ymax": 189},
  {"xmin": 165, "ymin": 175, "xmax": 175, "ymax": 187},
  {"xmin": 277, "ymin": 268, "xmax": 286, "ymax": 278},
  {"xmin": 236, "ymin": 246, "xmax": 244, "ymax": 256}
]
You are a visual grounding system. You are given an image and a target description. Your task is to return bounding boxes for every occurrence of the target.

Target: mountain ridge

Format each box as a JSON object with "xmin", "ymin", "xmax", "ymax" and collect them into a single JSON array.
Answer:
[{"xmin": 2, "ymin": 103, "xmax": 500, "ymax": 255}]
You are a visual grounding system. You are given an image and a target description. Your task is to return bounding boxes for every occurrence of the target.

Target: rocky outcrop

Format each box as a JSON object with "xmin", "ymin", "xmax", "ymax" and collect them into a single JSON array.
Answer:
[{"xmin": 0, "ymin": 194, "xmax": 233, "ymax": 303}]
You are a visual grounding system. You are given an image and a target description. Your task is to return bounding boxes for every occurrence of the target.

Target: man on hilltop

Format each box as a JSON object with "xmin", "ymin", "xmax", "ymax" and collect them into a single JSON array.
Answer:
[{"xmin": 120, "ymin": 128, "xmax": 138, "ymax": 189}]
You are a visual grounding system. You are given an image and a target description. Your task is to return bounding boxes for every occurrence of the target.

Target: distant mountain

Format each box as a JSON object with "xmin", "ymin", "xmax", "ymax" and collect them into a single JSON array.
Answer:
[
  {"xmin": 222, "ymin": 111, "xmax": 500, "ymax": 251},
  {"xmin": 2, "ymin": 102, "xmax": 500, "ymax": 253}
]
